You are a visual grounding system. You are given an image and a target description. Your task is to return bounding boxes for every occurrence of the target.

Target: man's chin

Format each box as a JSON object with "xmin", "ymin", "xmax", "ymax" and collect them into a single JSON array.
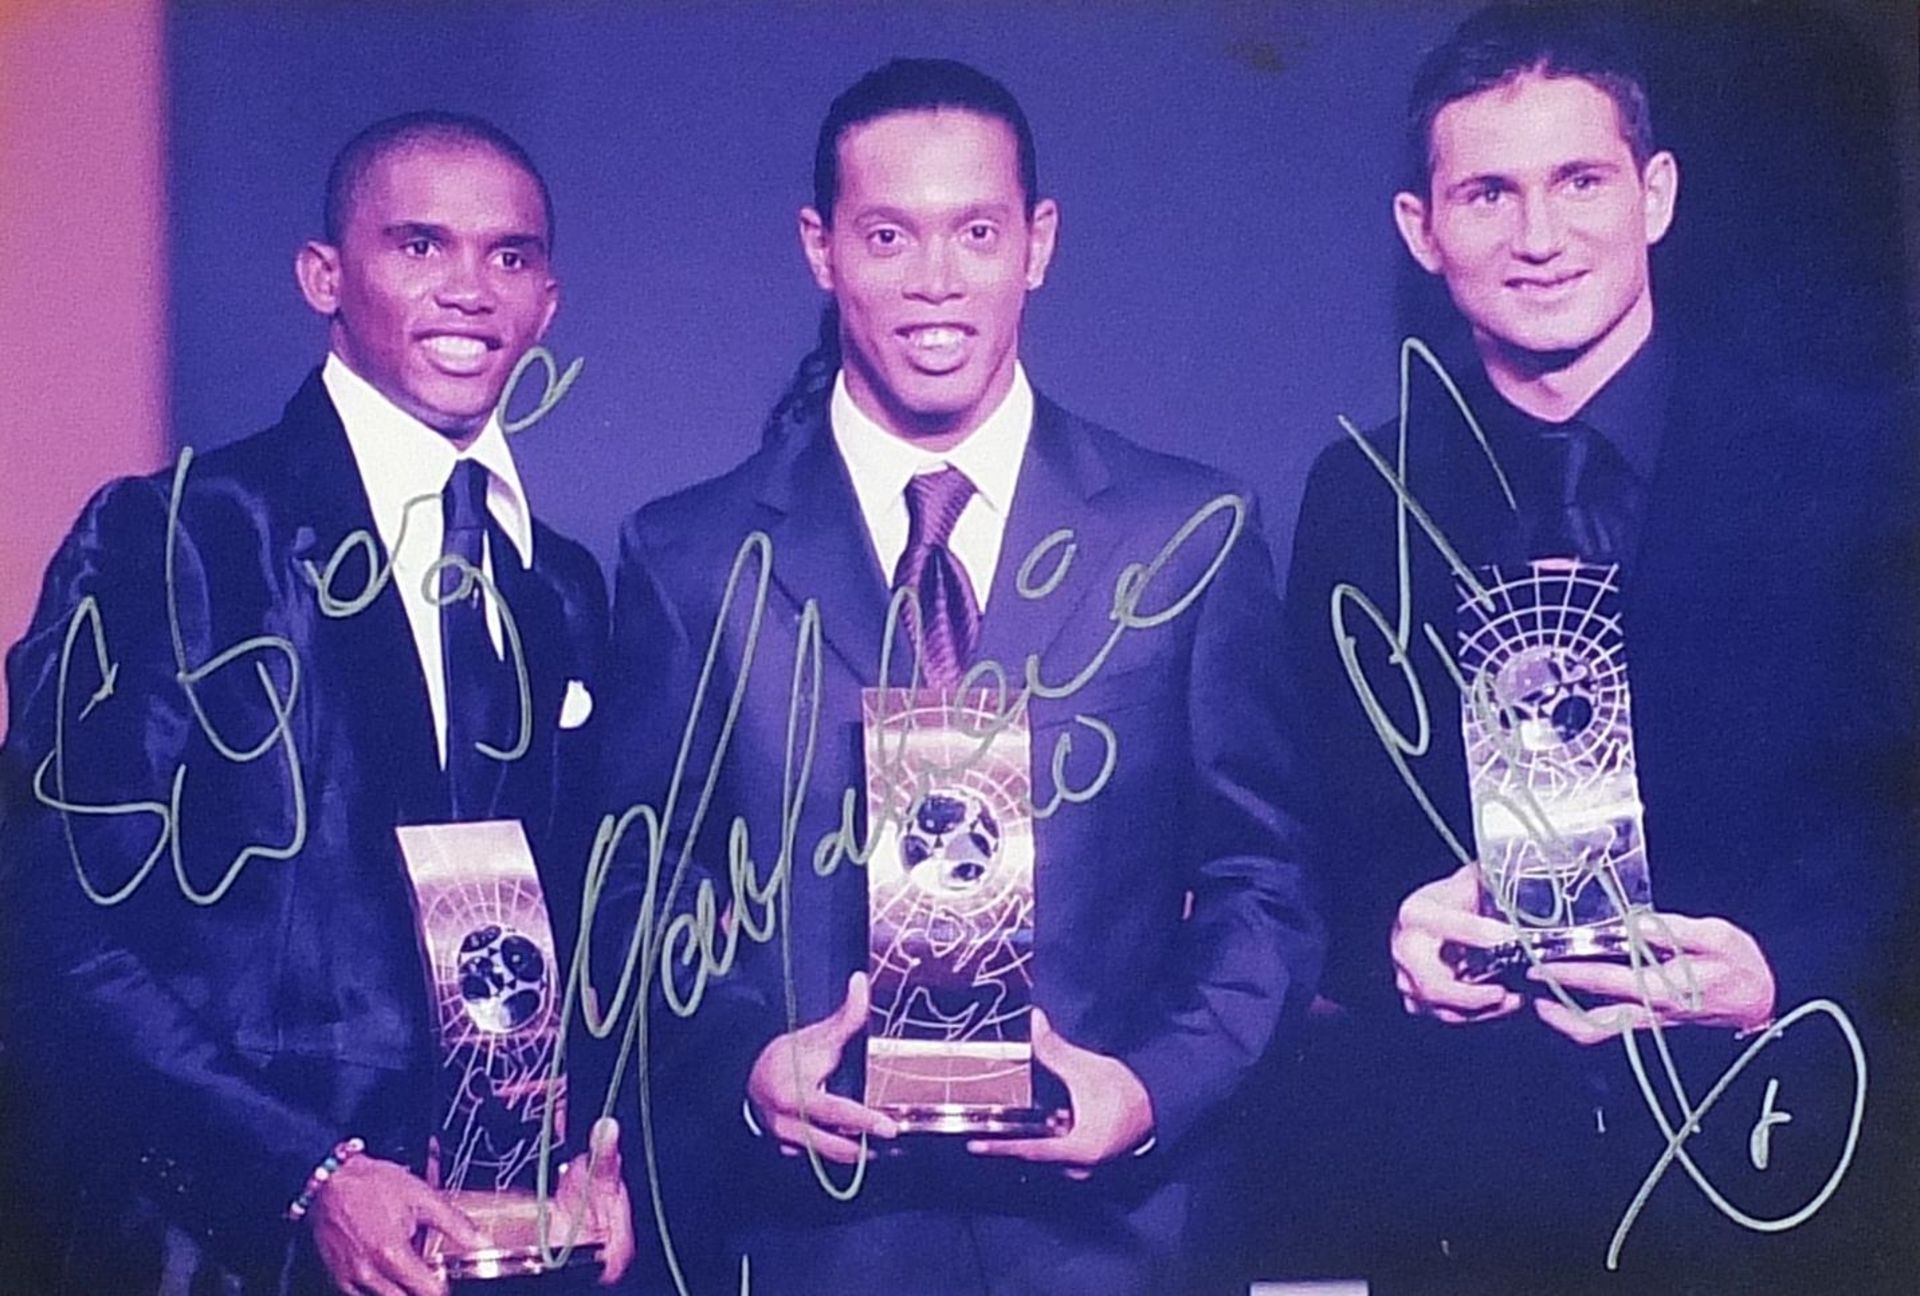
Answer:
[
  {"xmin": 1482, "ymin": 326, "xmax": 1602, "ymax": 376},
  {"xmin": 415, "ymin": 402, "xmax": 497, "ymax": 440},
  {"xmin": 406, "ymin": 385, "xmax": 503, "ymax": 437}
]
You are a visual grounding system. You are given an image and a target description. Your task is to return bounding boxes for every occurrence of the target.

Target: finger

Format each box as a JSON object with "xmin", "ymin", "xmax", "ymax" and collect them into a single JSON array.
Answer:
[
  {"xmin": 1533, "ymin": 995, "xmax": 1649, "ymax": 1046},
  {"xmin": 410, "ymin": 1189, "xmax": 489, "ymax": 1254},
  {"xmin": 596, "ymin": 1186, "xmax": 637, "ymax": 1285},
  {"xmin": 1630, "ymin": 912, "xmax": 1740, "ymax": 957},
  {"xmin": 589, "ymin": 1116, "xmax": 623, "ymax": 1184},
  {"xmin": 1431, "ymin": 993, "xmax": 1524, "ymax": 1025},
  {"xmin": 366, "ymin": 1245, "xmax": 448, "ymax": 1296},
  {"xmin": 1027, "ymin": 1009, "xmax": 1082, "ymax": 1078},
  {"xmin": 769, "ymin": 1120, "xmax": 870, "ymax": 1165},
  {"xmin": 346, "ymin": 1271, "xmax": 409, "ymax": 1296},
  {"xmin": 1407, "ymin": 905, "xmax": 1524, "ymax": 950},
  {"xmin": 1527, "ymin": 960, "xmax": 1693, "ymax": 1011},
  {"xmin": 966, "ymin": 1133, "xmax": 1088, "ymax": 1166},
  {"xmin": 820, "ymin": 970, "xmax": 871, "ymax": 1046},
  {"xmin": 1410, "ymin": 973, "xmax": 1520, "ymax": 1015},
  {"xmin": 787, "ymin": 1090, "xmax": 899, "ymax": 1139}
]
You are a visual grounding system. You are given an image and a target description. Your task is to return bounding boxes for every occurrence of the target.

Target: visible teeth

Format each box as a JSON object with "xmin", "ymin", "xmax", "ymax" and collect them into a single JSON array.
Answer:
[
  {"xmin": 907, "ymin": 327, "xmax": 963, "ymax": 350},
  {"xmin": 424, "ymin": 336, "xmax": 487, "ymax": 361}
]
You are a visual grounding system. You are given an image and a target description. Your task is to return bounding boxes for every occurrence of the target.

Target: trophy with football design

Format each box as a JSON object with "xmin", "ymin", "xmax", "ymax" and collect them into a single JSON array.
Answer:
[
  {"xmin": 395, "ymin": 820, "xmax": 605, "ymax": 1281},
  {"xmin": 861, "ymin": 687, "xmax": 1067, "ymax": 1136},
  {"xmin": 1455, "ymin": 560, "xmax": 1653, "ymax": 979}
]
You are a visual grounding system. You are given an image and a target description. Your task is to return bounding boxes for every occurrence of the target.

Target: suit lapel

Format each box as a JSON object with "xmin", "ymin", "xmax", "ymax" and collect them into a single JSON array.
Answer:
[
  {"xmin": 756, "ymin": 422, "xmax": 895, "ymax": 682},
  {"xmin": 973, "ymin": 396, "xmax": 1116, "ymax": 679},
  {"xmin": 274, "ymin": 373, "xmax": 445, "ymax": 821}
]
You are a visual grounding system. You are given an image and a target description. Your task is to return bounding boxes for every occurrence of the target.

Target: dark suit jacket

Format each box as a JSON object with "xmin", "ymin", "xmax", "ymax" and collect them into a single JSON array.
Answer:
[
  {"xmin": 0, "ymin": 372, "xmax": 608, "ymax": 1294},
  {"xmin": 1272, "ymin": 337, "xmax": 1918, "ymax": 1293},
  {"xmin": 601, "ymin": 395, "xmax": 1322, "ymax": 1295}
]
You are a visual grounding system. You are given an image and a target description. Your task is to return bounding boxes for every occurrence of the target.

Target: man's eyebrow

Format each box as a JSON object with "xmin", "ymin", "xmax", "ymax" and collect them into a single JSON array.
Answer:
[
  {"xmin": 851, "ymin": 201, "xmax": 1016, "ymax": 226},
  {"xmin": 850, "ymin": 205, "xmax": 919, "ymax": 226},
  {"xmin": 1551, "ymin": 158, "xmax": 1624, "ymax": 183},
  {"xmin": 382, "ymin": 221, "xmax": 451, "ymax": 242},
  {"xmin": 952, "ymin": 202, "xmax": 1016, "ymax": 222},
  {"xmin": 378, "ymin": 222, "xmax": 548, "ymax": 254},
  {"xmin": 1445, "ymin": 172, "xmax": 1513, "ymax": 199}
]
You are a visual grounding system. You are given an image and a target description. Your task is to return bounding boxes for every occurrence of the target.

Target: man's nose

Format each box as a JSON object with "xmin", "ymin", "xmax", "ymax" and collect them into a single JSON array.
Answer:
[
  {"xmin": 904, "ymin": 236, "xmax": 963, "ymax": 303},
  {"xmin": 1512, "ymin": 191, "xmax": 1565, "ymax": 262},
  {"xmin": 435, "ymin": 250, "xmax": 496, "ymax": 312}
]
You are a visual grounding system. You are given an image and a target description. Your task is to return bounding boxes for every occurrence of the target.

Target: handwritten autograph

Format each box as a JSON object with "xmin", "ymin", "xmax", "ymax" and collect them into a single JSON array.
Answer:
[
  {"xmin": 1329, "ymin": 336, "xmax": 1868, "ymax": 1269},
  {"xmin": 30, "ymin": 341, "xmax": 1245, "ymax": 1293}
]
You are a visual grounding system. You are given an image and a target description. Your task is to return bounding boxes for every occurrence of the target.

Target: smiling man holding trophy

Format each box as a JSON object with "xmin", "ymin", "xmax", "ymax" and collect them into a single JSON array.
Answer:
[
  {"xmin": 602, "ymin": 57, "xmax": 1321, "ymax": 1296},
  {"xmin": 0, "ymin": 112, "xmax": 633, "ymax": 1295},
  {"xmin": 1276, "ymin": 5, "xmax": 1915, "ymax": 1292}
]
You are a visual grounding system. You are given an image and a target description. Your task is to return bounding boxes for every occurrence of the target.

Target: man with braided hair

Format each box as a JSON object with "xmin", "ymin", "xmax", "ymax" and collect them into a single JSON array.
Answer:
[{"xmin": 603, "ymin": 57, "xmax": 1321, "ymax": 1296}]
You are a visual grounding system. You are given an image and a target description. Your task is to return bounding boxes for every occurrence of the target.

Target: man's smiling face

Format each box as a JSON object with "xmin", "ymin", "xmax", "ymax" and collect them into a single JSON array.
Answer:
[
  {"xmin": 307, "ymin": 142, "xmax": 557, "ymax": 437},
  {"xmin": 802, "ymin": 108, "xmax": 1057, "ymax": 445},
  {"xmin": 1396, "ymin": 72, "xmax": 1675, "ymax": 365}
]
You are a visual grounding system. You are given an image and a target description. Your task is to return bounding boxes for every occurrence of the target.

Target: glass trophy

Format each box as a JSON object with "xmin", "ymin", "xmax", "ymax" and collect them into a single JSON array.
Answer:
[
  {"xmin": 394, "ymin": 820, "xmax": 605, "ymax": 1282},
  {"xmin": 861, "ymin": 688, "xmax": 1067, "ymax": 1137},
  {"xmin": 1455, "ymin": 559, "xmax": 1652, "ymax": 972}
]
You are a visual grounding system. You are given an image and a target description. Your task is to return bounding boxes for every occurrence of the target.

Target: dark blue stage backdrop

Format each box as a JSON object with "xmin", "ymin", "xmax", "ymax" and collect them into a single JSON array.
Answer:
[
  {"xmin": 167, "ymin": 2, "xmax": 1912, "ymax": 578},
  {"xmin": 166, "ymin": 2, "xmax": 1479, "ymax": 575}
]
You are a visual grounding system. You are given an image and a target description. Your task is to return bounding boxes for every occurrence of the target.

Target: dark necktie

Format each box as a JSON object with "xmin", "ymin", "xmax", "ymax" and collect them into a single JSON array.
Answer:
[
  {"xmin": 893, "ymin": 467, "xmax": 981, "ymax": 688},
  {"xmin": 441, "ymin": 458, "xmax": 510, "ymax": 819},
  {"xmin": 1528, "ymin": 422, "xmax": 1646, "ymax": 567}
]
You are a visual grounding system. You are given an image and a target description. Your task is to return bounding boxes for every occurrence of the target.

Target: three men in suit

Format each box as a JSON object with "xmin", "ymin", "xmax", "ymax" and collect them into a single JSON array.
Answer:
[
  {"xmin": 601, "ymin": 58, "xmax": 1321, "ymax": 1295},
  {"xmin": 1, "ymin": 113, "xmax": 632, "ymax": 1295},
  {"xmin": 1276, "ymin": 6, "xmax": 1914, "ymax": 1292}
]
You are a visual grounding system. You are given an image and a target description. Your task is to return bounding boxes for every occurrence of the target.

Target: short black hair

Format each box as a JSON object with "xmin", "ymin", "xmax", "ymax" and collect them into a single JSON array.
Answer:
[
  {"xmin": 1406, "ymin": 4, "xmax": 1655, "ymax": 194},
  {"xmin": 322, "ymin": 110, "xmax": 554, "ymax": 248},
  {"xmin": 812, "ymin": 57, "xmax": 1039, "ymax": 224}
]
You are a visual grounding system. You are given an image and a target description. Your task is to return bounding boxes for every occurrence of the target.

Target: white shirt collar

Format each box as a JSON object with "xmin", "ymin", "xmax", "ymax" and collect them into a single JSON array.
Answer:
[
  {"xmin": 829, "ymin": 361, "xmax": 1033, "ymax": 523},
  {"xmin": 828, "ymin": 362, "xmax": 1034, "ymax": 610},
  {"xmin": 322, "ymin": 351, "xmax": 534, "ymax": 568}
]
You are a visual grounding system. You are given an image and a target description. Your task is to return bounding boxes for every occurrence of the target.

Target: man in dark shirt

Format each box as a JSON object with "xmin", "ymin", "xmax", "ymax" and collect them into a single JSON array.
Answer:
[{"xmin": 1275, "ymin": 6, "xmax": 1915, "ymax": 1293}]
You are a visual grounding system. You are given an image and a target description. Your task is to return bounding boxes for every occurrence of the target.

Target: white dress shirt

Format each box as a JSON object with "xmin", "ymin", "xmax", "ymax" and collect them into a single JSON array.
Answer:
[
  {"xmin": 828, "ymin": 362, "xmax": 1034, "ymax": 611},
  {"xmin": 323, "ymin": 353, "xmax": 533, "ymax": 766}
]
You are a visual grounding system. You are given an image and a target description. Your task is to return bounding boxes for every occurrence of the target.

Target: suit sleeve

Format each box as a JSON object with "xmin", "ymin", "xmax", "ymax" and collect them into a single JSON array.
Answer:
[
  {"xmin": 1, "ymin": 476, "xmax": 343, "ymax": 1269},
  {"xmin": 1118, "ymin": 498, "xmax": 1326, "ymax": 1154}
]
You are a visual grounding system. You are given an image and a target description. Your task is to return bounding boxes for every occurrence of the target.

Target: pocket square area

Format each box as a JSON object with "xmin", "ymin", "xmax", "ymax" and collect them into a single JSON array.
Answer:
[{"xmin": 559, "ymin": 679, "xmax": 594, "ymax": 729}]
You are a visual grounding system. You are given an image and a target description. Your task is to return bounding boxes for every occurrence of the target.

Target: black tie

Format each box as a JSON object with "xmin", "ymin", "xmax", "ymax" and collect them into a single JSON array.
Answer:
[
  {"xmin": 1528, "ymin": 422, "xmax": 1645, "ymax": 567},
  {"xmin": 440, "ymin": 459, "xmax": 510, "ymax": 819}
]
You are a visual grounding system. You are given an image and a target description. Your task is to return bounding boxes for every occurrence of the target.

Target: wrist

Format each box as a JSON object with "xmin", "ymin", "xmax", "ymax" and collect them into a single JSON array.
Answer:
[{"xmin": 285, "ymin": 1136, "xmax": 366, "ymax": 1223}]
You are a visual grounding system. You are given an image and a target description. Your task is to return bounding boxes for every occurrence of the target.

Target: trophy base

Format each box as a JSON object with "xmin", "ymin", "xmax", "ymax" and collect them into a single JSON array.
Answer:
[
  {"xmin": 1454, "ymin": 923, "xmax": 1633, "ymax": 987},
  {"xmin": 429, "ymin": 1190, "xmax": 606, "ymax": 1283},
  {"xmin": 1511, "ymin": 924, "xmax": 1631, "ymax": 962},
  {"xmin": 882, "ymin": 1104, "xmax": 1070, "ymax": 1138}
]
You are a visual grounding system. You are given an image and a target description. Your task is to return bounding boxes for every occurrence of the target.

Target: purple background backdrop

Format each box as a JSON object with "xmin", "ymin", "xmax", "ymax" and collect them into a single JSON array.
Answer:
[
  {"xmin": 167, "ymin": 1, "xmax": 1912, "ymax": 576},
  {"xmin": 165, "ymin": 2, "xmax": 1500, "ymax": 575}
]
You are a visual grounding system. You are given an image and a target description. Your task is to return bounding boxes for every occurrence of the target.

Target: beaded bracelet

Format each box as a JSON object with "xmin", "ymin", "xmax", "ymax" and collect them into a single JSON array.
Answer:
[{"xmin": 285, "ymin": 1136, "xmax": 366, "ymax": 1222}]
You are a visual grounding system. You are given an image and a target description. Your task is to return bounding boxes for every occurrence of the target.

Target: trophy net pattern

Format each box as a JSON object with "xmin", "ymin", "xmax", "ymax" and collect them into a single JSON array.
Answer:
[{"xmin": 1456, "ymin": 560, "xmax": 1651, "ymax": 936}]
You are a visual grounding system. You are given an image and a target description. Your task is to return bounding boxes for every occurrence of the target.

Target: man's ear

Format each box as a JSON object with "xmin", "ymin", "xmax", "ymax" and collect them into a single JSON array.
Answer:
[
  {"xmin": 1024, "ymin": 198, "xmax": 1060, "ymax": 291},
  {"xmin": 295, "ymin": 241, "xmax": 342, "ymax": 315},
  {"xmin": 1392, "ymin": 191, "xmax": 1444, "ymax": 274},
  {"xmin": 1640, "ymin": 149, "xmax": 1679, "ymax": 247},
  {"xmin": 799, "ymin": 207, "xmax": 834, "ymax": 293},
  {"xmin": 535, "ymin": 276, "xmax": 559, "ymax": 342}
]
